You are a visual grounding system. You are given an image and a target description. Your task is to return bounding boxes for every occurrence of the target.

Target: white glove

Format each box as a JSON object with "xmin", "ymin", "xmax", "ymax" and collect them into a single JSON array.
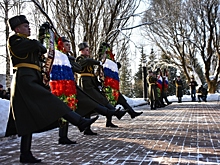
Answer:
[
  {"xmin": 98, "ymin": 86, "xmax": 102, "ymax": 91},
  {"xmin": 99, "ymin": 61, "xmax": 103, "ymax": 66}
]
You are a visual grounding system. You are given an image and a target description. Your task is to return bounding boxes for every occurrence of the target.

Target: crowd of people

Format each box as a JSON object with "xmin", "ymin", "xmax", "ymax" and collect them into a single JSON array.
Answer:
[
  {"xmin": 147, "ymin": 69, "xmax": 172, "ymax": 110},
  {"xmin": 146, "ymin": 70, "xmax": 208, "ymax": 109},
  {"xmin": 173, "ymin": 76, "xmax": 208, "ymax": 104}
]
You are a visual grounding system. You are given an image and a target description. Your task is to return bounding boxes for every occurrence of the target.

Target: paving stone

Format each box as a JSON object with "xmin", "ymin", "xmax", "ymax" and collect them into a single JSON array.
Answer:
[{"xmin": 0, "ymin": 102, "xmax": 220, "ymax": 164}]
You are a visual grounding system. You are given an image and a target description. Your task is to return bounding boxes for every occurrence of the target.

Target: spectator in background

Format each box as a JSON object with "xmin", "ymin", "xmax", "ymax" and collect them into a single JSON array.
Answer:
[
  {"xmin": 2, "ymin": 88, "xmax": 11, "ymax": 100},
  {"xmin": 1, "ymin": 90, "xmax": 8, "ymax": 100},
  {"xmin": 6, "ymin": 88, "xmax": 11, "ymax": 100},
  {"xmin": 197, "ymin": 85, "xmax": 208, "ymax": 102},
  {"xmin": 0, "ymin": 84, "xmax": 3, "ymax": 99},
  {"xmin": 189, "ymin": 77, "xmax": 198, "ymax": 102},
  {"xmin": 174, "ymin": 76, "xmax": 183, "ymax": 103}
]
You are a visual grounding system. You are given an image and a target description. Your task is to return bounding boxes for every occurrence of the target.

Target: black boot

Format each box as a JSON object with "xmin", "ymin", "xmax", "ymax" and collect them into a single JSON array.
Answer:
[
  {"xmin": 114, "ymin": 109, "xmax": 127, "ymax": 120},
  {"xmin": 150, "ymin": 100, "xmax": 156, "ymax": 110},
  {"xmin": 83, "ymin": 115, "xmax": 98, "ymax": 135},
  {"xmin": 20, "ymin": 134, "xmax": 41, "ymax": 163},
  {"xmin": 59, "ymin": 122, "xmax": 77, "ymax": 144},
  {"xmin": 122, "ymin": 104, "xmax": 143, "ymax": 119},
  {"xmin": 164, "ymin": 97, "xmax": 172, "ymax": 105},
  {"xmin": 156, "ymin": 100, "xmax": 162, "ymax": 108},
  {"xmin": 63, "ymin": 111, "xmax": 99, "ymax": 132},
  {"xmin": 94, "ymin": 105, "xmax": 116, "ymax": 118},
  {"xmin": 128, "ymin": 110, "xmax": 143, "ymax": 119},
  {"xmin": 84, "ymin": 126, "xmax": 98, "ymax": 135},
  {"xmin": 106, "ymin": 116, "xmax": 118, "ymax": 127},
  {"xmin": 105, "ymin": 103, "xmax": 126, "ymax": 120}
]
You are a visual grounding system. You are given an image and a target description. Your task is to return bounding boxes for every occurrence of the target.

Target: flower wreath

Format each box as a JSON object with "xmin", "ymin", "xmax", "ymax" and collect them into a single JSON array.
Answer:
[
  {"xmin": 50, "ymin": 47, "xmax": 78, "ymax": 111},
  {"xmin": 101, "ymin": 46, "xmax": 120, "ymax": 106}
]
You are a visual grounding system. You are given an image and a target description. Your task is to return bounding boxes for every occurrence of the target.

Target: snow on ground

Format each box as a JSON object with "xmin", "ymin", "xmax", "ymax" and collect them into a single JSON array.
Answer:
[
  {"xmin": 0, "ymin": 93, "xmax": 220, "ymax": 137},
  {"xmin": 0, "ymin": 99, "xmax": 10, "ymax": 137}
]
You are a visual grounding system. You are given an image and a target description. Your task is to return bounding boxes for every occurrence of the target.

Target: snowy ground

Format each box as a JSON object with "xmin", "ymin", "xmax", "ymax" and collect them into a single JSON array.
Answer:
[{"xmin": 0, "ymin": 93, "xmax": 220, "ymax": 137}]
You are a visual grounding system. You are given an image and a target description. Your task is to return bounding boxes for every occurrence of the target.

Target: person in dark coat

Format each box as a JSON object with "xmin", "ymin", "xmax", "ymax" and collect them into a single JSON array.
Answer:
[
  {"xmin": 197, "ymin": 85, "xmax": 208, "ymax": 102},
  {"xmin": 76, "ymin": 42, "xmax": 127, "ymax": 134},
  {"xmin": 147, "ymin": 70, "xmax": 158, "ymax": 110},
  {"xmin": 55, "ymin": 37, "xmax": 126, "ymax": 140},
  {"xmin": 174, "ymin": 76, "xmax": 183, "ymax": 103},
  {"xmin": 7, "ymin": 15, "xmax": 98, "ymax": 163},
  {"xmin": 189, "ymin": 77, "xmax": 198, "ymax": 101},
  {"xmin": 0, "ymin": 84, "xmax": 3, "ymax": 98}
]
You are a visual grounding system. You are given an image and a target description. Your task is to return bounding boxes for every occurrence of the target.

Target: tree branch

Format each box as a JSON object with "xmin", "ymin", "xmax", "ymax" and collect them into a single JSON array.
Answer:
[{"xmin": 31, "ymin": 0, "xmax": 60, "ymax": 37}]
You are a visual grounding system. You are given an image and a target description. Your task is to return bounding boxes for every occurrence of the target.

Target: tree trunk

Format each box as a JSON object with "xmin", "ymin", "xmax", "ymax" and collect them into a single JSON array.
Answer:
[
  {"xmin": 6, "ymin": 56, "xmax": 11, "ymax": 88},
  {"xmin": 5, "ymin": 2, "xmax": 11, "ymax": 89},
  {"xmin": 207, "ymin": 80, "xmax": 217, "ymax": 93}
]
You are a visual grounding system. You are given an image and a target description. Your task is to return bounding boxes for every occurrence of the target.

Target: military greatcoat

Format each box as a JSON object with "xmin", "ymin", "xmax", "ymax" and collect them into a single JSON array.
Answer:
[
  {"xmin": 175, "ymin": 79, "xmax": 183, "ymax": 97},
  {"xmin": 76, "ymin": 55, "xmax": 109, "ymax": 106},
  {"xmin": 147, "ymin": 75, "xmax": 158, "ymax": 101},
  {"xmin": 7, "ymin": 34, "xmax": 71, "ymax": 136},
  {"xmin": 67, "ymin": 56, "xmax": 100, "ymax": 117}
]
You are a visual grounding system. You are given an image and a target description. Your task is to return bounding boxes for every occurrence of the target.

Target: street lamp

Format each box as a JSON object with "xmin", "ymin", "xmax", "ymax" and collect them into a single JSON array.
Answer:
[{"xmin": 142, "ymin": 60, "xmax": 147, "ymax": 101}]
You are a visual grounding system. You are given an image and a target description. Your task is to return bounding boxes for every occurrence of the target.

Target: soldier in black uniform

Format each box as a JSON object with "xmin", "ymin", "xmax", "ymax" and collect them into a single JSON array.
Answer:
[
  {"xmin": 147, "ymin": 70, "xmax": 158, "ymax": 110},
  {"xmin": 174, "ymin": 76, "xmax": 183, "ymax": 103},
  {"xmin": 57, "ymin": 37, "xmax": 126, "ymax": 140},
  {"xmin": 100, "ymin": 61, "xmax": 143, "ymax": 128},
  {"xmin": 76, "ymin": 42, "xmax": 128, "ymax": 134},
  {"xmin": 7, "ymin": 15, "xmax": 98, "ymax": 163}
]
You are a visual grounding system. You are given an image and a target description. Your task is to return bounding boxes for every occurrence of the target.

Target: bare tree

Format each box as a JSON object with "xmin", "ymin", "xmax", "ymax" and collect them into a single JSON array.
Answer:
[
  {"xmin": 47, "ymin": 0, "xmax": 141, "ymax": 59},
  {"xmin": 0, "ymin": 0, "xmax": 26, "ymax": 88},
  {"xmin": 142, "ymin": 0, "xmax": 220, "ymax": 93},
  {"xmin": 189, "ymin": 0, "xmax": 220, "ymax": 93},
  {"xmin": 142, "ymin": 0, "xmax": 198, "ymax": 81},
  {"xmin": 79, "ymin": 0, "xmax": 140, "ymax": 59},
  {"xmin": 32, "ymin": 0, "xmax": 140, "ymax": 59}
]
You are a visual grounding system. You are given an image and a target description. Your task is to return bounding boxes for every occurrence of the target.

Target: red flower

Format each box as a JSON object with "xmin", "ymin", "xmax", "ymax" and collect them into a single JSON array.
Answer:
[
  {"xmin": 50, "ymin": 79, "xmax": 78, "ymax": 110},
  {"xmin": 104, "ymin": 77, "xmax": 119, "ymax": 90}
]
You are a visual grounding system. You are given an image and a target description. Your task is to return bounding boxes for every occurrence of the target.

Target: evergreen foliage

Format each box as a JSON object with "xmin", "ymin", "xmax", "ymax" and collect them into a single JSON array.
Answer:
[
  {"xmin": 119, "ymin": 55, "xmax": 133, "ymax": 97},
  {"xmin": 133, "ymin": 47, "xmax": 147, "ymax": 98}
]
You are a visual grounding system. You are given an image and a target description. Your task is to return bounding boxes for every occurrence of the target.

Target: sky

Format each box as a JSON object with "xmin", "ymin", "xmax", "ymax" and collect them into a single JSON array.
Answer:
[{"xmin": 1, "ymin": 93, "xmax": 220, "ymax": 137}]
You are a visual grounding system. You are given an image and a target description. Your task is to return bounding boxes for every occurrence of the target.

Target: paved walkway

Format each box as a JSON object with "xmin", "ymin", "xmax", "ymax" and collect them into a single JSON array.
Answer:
[{"xmin": 0, "ymin": 101, "xmax": 220, "ymax": 165}]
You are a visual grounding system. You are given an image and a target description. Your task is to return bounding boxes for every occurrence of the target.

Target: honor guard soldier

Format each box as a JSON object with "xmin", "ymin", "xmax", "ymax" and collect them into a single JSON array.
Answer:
[
  {"xmin": 147, "ymin": 70, "xmax": 158, "ymax": 110},
  {"xmin": 174, "ymin": 76, "xmax": 183, "ymax": 103},
  {"xmin": 7, "ymin": 15, "xmax": 98, "ymax": 163},
  {"xmin": 76, "ymin": 42, "xmax": 127, "ymax": 134},
  {"xmin": 55, "ymin": 37, "xmax": 126, "ymax": 139}
]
